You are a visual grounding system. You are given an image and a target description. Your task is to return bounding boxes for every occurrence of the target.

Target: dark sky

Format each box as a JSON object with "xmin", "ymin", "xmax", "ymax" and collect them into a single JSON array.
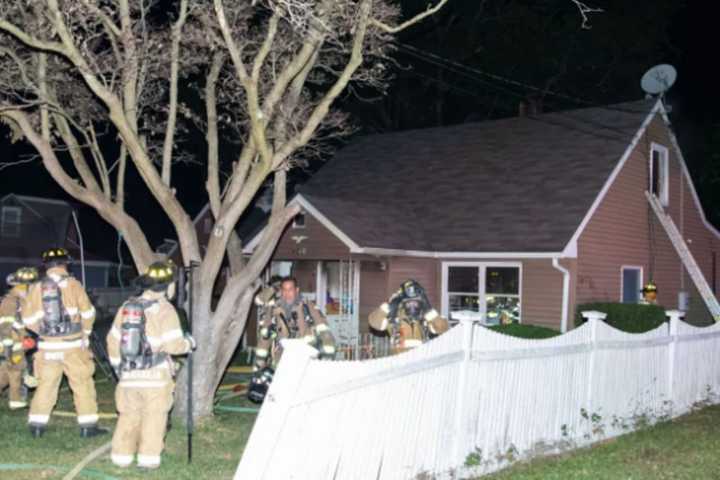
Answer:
[{"xmin": 0, "ymin": 1, "xmax": 717, "ymax": 260}]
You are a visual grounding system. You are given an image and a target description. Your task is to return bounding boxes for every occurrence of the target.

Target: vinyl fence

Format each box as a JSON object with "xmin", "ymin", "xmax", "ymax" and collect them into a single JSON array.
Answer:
[{"xmin": 234, "ymin": 310, "xmax": 720, "ymax": 479}]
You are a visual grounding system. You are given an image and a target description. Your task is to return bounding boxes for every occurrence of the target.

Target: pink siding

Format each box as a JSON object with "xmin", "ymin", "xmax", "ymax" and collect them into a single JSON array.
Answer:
[
  {"xmin": 274, "ymin": 214, "xmax": 351, "ymax": 260},
  {"xmin": 577, "ymin": 115, "xmax": 719, "ymax": 324},
  {"xmin": 359, "ymin": 261, "xmax": 389, "ymax": 333}
]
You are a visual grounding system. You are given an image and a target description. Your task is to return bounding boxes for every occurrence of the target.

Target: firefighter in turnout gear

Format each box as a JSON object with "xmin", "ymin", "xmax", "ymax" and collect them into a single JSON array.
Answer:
[
  {"xmin": 249, "ymin": 277, "xmax": 336, "ymax": 403},
  {"xmin": 369, "ymin": 280, "xmax": 449, "ymax": 352},
  {"xmin": 22, "ymin": 248, "xmax": 106, "ymax": 438},
  {"xmin": 107, "ymin": 260, "xmax": 194, "ymax": 470},
  {"xmin": 0, "ymin": 267, "xmax": 38, "ymax": 409}
]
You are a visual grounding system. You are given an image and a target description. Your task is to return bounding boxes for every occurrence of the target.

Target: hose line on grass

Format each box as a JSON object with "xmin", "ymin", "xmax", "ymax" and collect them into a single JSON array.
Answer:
[
  {"xmin": 0, "ymin": 463, "xmax": 118, "ymax": 480},
  {"xmin": 63, "ymin": 441, "xmax": 113, "ymax": 480}
]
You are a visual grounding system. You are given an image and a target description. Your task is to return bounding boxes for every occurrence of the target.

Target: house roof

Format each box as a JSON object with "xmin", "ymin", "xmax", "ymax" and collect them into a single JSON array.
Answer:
[{"xmin": 296, "ymin": 100, "xmax": 658, "ymax": 253}]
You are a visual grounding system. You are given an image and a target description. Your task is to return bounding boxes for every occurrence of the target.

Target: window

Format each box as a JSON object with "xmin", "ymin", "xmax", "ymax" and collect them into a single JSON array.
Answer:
[
  {"xmin": 443, "ymin": 263, "xmax": 521, "ymax": 325},
  {"xmin": 293, "ymin": 213, "xmax": 306, "ymax": 229},
  {"xmin": 650, "ymin": 143, "xmax": 669, "ymax": 206},
  {"xmin": 1, "ymin": 206, "xmax": 21, "ymax": 238},
  {"xmin": 621, "ymin": 266, "xmax": 643, "ymax": 304}
]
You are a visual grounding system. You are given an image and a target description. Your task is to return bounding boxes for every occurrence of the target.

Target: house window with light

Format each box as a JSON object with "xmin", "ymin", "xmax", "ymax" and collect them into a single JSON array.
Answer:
[
  {"xmin": 1, "ymin": 206, "xmax": 21, "ymax": 238},
  {"xmin": 443, "ymin": 263, "xmax": 521, "ymax": 325}
]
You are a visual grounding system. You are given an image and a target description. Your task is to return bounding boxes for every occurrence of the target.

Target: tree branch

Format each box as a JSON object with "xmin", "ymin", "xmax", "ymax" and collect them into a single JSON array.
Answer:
[
  {"xmin": 370, "ymin": 0, "xmax": 450, "ymax": 34},
  {"xmin": 161, "ymin": 0, "xmax": 189, "ymax": 186}
]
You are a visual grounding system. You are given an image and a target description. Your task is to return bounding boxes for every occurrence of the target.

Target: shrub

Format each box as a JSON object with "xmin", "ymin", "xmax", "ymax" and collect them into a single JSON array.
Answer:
[
  {"xmin": 575, "ymin": 303, "xmax": 667, "ymax": 333},
  {"xmin": 488, "ymin": 323, "xmax": 560, "ymax": 339}
]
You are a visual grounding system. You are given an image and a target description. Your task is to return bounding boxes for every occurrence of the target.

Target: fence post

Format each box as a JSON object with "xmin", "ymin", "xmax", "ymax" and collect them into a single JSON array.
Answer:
[
  {"xmin": 234, "ymin": 339, "xmax": 319, "ymax": 480},
  {"xmin": 453, "ymin": 318, "xmax": 475, "ymax": 470},
  {"xmin": 582, "ymin": 311, "xmax": 605, "ymax": 430},
  {"xmin": 665, "ymin": 310, "xmax": 684, "ymax": 410}
]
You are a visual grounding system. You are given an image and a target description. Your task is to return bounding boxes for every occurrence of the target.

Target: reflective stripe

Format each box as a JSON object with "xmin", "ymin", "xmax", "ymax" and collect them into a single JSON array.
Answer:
[
  {"xmin": 162, "ymin": 329, "xmax": 183, "ymax": 342},
  {"xmin": 322, "ymin": 345, "xmax": 336, "ymax": 354},
  {"xmin": 119, "ymin": 380, "xmax": 170, "ymax": 388},
  {"xmin": 9, "ymin": 401, "xmax": 27, "ymax": 409},
  {"xmin": 110, "ymin": 326, "xmax": 121, "ymax": 340},
  {"xmin": 83, "ymin": 330, "xmax": 92, "ymax": 336},
  {"xmin": 137, "ymin": 454, "xmax": 161, "ymax": 467},
  {"xmin": 28, "ymin": 414, "xmax": 49, "ymax": 424},
  {"xmin": 12, "ymin": 343, "xmax": 23, "ymax": 352},
  {"xmin": 109, "ymin": 356, "xmax": 121, "ymax": 366},
  {"xmin": 303, "ymin": 335, "xmax": 315, "ymax": 344},
  {"xmin": 315, "ymin": 324, "xmax": 330, "ymax": 333},
  {"xmin": 39, "ymin": 340, "xmax": 83, "ymax": 350},
  {"xmin": 77, "ymin": 414, "xmax": 99, "ymax": 425},
  {"xmin": 380, "ymin": 303, "xmax": 390, "ymax": 314},
  {"xmin": 428, "ymin": 323, "xmax": 437, "ymax": 334},
  {"xmin": 424, "ymin": 309, "xmax": 439, "ymax": 321},
  {"xmin": 111, "ymin": 454, "xmax": 134, "ymax": 466},
  {"xmin": 23, "ymin": 311, "xmax": 44, "ymax": 325},
  {"xmin": 255, "ymin": 348, "xmax": 269, "ymax": 357},
  {"xmin": 66, "ymin": 307, "xmax": 78, "ymax": 315},
  {"xmin": 80, "ymin": 308, "xmax": 95, "ymax": 319},
  {"xmin": 404, "ymin": 339, "xmax": 423, "ymax": 348},
  {"xmin": 12, "ymin": 321, "xmax": 23, "ymax": 330},
  {"xmin": 0, "ymin": 316, "xmax": 15, "ymax": 324},
  {"xmin": 380, "ymin": 318, "xmax": 388, "ymax": 331}
]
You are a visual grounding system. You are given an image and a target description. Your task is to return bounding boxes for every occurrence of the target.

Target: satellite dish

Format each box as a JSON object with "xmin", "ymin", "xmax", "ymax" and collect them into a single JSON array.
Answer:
[{"xmin": 641, "ymin": 64, "xmax": 677, "ymax": 96}]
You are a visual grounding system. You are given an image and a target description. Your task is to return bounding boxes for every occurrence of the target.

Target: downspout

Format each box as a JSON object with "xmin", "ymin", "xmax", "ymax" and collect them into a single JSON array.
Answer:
[{"xmin": 552, "ymin": 257, "xmax": 570, "ymax": 333}]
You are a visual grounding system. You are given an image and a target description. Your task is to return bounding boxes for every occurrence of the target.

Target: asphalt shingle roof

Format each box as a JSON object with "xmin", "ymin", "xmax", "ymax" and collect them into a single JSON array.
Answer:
[{"xmin": 298, "ymin": 100, "xmax": 656, "ymax": 252}]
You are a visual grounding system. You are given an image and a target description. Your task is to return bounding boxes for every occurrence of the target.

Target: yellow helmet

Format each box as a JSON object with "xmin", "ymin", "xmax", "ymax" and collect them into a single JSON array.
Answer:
[
  {"xmin": 41, "ymin": 247, "xmax": 71, "ymax": 266},
  {"xmin": 642, "ymin": 281, "xmax": 657, "ymax": 293},
  {"xmin": 137, "ymin": 260, "xmax": 177, "ymax": 290},
  {"xmin": 6, "ymin": 267, "xmax": 39, "ymax": 286}
]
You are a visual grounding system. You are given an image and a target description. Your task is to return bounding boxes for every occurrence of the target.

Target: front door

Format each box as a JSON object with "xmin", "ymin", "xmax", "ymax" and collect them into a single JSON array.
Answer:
[{"xmin": 316, "ymin": 260, "xmax": 360, "ymax": 345}]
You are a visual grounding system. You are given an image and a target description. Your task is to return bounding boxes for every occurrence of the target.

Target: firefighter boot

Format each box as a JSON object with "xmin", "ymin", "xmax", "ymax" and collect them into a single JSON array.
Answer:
[
  {"xmin": 80, "ymin": 425, "xmax": 109, "ymax": 438},
  {"xmin": 29, "ymin": 424, "xmax": 45, "ymax": 438}
]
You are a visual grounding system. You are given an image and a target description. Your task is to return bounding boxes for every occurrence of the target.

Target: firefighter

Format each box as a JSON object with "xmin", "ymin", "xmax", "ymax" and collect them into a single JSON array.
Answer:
[
  {"xmin": 22, "ymin": 247, "xmax": 105, "ymax": 438},
  {"xmin": 248, "ymin": 276, "xmax": 336, "ymax": 403},
  {"xmin": 369, "ymin": 279, "xmax": 450, "ymax": 352},
  {"xmin": 0, "ymin": 267, "xmax": 38, "ymax": 409},
  {"xmin": 106, "ymin": 260, "xmax": 194, "ymax": 470},
  {"xmin": 640, "ymin": 281, "xmax": 658, "ymax": 305}
]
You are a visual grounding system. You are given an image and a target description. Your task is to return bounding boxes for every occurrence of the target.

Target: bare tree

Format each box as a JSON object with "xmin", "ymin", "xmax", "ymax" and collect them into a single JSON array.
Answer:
[{"xmin": 0, "ymin": 0, "xmax": 455, "ymax": 419}]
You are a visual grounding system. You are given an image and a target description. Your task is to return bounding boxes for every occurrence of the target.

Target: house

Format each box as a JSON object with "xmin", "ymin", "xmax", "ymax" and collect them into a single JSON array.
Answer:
[
  {"xmin": 0, "ymin": 194, "xmax": 127, "ymax": 289},
  {"xmin": 237, "ymin": 99, "xmax": 719, "ymax": 343}
]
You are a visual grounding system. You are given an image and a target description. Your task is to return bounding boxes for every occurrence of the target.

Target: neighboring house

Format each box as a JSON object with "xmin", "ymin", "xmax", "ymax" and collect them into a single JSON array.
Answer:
[
  {"xmin": 0, "ymin": 194, "xmax": 125, "ymax": 289},
  {"xmin": 238, "ymin": 99, "xmax": 720, "ymax": 342}
]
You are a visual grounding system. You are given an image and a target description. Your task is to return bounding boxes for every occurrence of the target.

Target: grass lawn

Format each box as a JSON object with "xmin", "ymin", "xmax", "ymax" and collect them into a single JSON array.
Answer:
[
  {"xmin": 0, "ymin": 376, "xmax": 256, "ymax": 480},
  {"xmin": 488, "ymin": 323, "xmax": 560, "ymax": 339},
  {"xmin": 484, "ymin": 405, "xmax": 720, "ymax": 480}
]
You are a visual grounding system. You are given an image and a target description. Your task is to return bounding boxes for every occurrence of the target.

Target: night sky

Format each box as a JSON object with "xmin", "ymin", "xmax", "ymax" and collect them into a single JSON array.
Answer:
[{"xmin": 0, "ymin": 1, "xmax": 717, "ymax": 261}]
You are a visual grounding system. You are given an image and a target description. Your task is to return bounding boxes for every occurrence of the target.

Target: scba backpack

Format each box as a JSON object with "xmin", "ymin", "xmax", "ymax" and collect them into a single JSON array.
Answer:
[{"xmin": 119, "ymin": 298, "xmax": 165, "ymax": 371}]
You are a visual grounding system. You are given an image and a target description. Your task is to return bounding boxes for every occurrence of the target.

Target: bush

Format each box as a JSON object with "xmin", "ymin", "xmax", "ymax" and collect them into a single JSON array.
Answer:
[
  {"xmin": 575, "ymin": 303, "xmax": 667, "ymax": 333},
  {"xmin": 488, "ymin": 323, "xmax": 560, "ymax": 339}
]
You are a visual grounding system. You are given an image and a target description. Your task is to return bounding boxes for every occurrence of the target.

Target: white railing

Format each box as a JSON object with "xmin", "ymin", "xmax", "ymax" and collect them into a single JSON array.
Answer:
[{"xmin": 235, "ymin": 310, "xmax": 720, "ymax": 479}]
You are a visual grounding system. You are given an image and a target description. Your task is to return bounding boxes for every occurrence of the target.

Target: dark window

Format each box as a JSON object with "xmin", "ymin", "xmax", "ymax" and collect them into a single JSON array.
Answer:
[
  {"xmin": 448, "ymin": 267, "xmax": 479, "ymax": 293},
  {"xmin": 651, "ymin": 150, "xmax": 660, "ymax": 196},
  {"xmin": 622, "ymin": 268, "xmax": 641, "ymax": 303},
  {"xmin": 293, "ymin": 214, "xmax": 306, "ymax": 228},
  {"xmin": 486, "ymin": 267, "xmax": 519, "ymax": 295}
]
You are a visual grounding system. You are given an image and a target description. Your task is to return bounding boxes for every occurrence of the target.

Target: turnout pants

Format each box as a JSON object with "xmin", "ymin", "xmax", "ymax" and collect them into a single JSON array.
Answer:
[
  {"xmin": 0, "ymin": 360, "xmax": 26, "ymax": 409},
  {"xmin": 28, "ymin": 347, "xmax": 99, "ymax": 427},
  {"xmin": 111, "ymin": 382, "xmax": 175, "ymax": 468}
]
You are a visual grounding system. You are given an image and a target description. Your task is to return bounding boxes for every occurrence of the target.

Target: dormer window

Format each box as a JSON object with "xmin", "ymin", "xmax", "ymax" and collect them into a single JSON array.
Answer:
[
  {"xmin": 650, "ymin": 143, "xmax": 669, "ymax": 206},
  {"xmin": 293, "ymin": 213, "xmax": 306, "ymax": 229}
]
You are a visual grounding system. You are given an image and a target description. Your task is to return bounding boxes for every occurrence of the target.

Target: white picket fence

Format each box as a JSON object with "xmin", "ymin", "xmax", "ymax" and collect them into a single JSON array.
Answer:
[{"xmin": 234, "ymin": 310, "xmax": 720, "ymax": 479}]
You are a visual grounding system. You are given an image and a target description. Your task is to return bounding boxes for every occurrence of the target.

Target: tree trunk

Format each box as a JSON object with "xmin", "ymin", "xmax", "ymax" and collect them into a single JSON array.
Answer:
[{"xmin": 173, "ymin": 280, "xmax": 256, "ymax": 421}]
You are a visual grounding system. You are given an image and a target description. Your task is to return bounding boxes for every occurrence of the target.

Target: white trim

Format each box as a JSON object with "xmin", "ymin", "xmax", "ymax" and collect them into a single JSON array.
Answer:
[
  {"xmin": 658, "ymin": 105, "xmax": 720, "ymax": 240},
  {"xmin": 562, "ymin": 100, "xmax": 663, "ymax": 257},
  {"xmin": 552, "ymin": 258, "xmax": 571, "ymax": 333},
  {"xmin": 620, "ymin": 265, "xmax": 644, "ymax": 304},
  {"xmin": 441, "ymin": 261, "xmax": 523, "ymax": 324},
  {"xmin": 649, "ymin": 142, "xmax": 670, "ymax": 207}
]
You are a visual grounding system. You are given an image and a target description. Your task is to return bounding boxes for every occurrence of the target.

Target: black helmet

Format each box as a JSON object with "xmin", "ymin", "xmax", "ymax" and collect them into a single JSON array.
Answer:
[
  {"xmin": 6, "ymin": 267, "xmax": 39, "ymax": 286},
  {"xmin": 42, "ymin": 247, "xmax": 71, "ymax": 267},
  {"xmin": 247, "ymin": 367, "xmax": 274, "ymax": 404},
  {"xmin": 402, "ymin": 279, "xmax": 423, "ymax": 299},
  {"xmin": 136, "ymin": 260, "xmax": 177, "ymax": 291}
]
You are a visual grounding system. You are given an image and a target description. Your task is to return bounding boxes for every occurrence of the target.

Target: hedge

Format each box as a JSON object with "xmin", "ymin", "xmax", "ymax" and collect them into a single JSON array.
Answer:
[
  {"xmin": 575, "ymin": 302, "xmax": 667, "ymax": 333},
  {"xmin": 488, "ymin": 323, "xmax": 560, "ymax": 339}
]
